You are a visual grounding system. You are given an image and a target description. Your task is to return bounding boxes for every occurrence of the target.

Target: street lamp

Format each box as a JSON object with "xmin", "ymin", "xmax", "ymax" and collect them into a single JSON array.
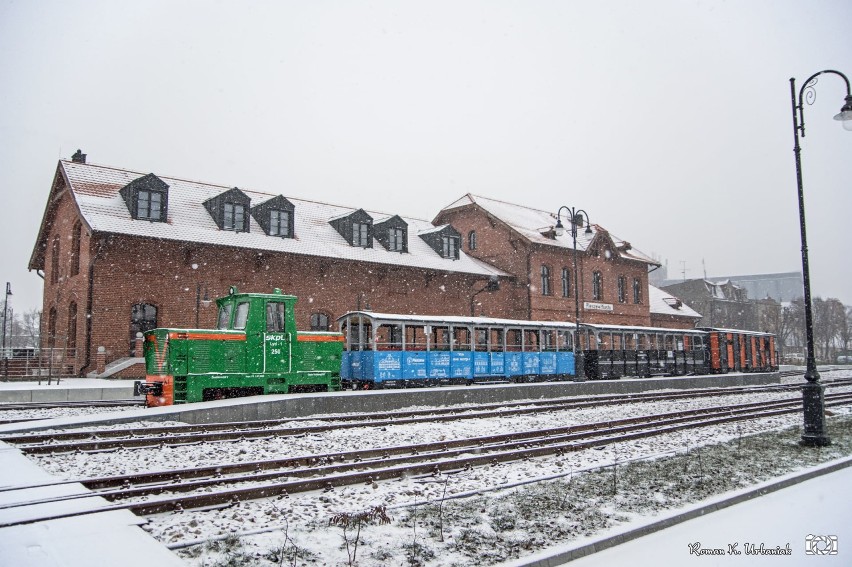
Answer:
[
  {"xmin": 195, "ymin": 284, "xmax": 211, "ymax": 328},
  {"xmin": 1, "ymin": 282, "xmax": 11, "ymax": 352},
  {"xmin": 554, "ymin": 207, "xmax": 593, "ymax": 381},
  {"xmin": 790, "ymin": 69, "xmax": 852, "ymax": 447}
]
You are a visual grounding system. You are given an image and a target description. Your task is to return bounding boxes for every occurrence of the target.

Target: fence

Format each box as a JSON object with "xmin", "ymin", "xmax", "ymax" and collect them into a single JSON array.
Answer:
[{"xmin": 1, "ymin": 347, "xmax": 78, "ymax": 381}]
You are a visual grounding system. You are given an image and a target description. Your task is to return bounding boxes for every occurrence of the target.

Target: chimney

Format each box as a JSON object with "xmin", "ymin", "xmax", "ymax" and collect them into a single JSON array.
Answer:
[{"xmin": 71, "ymin": 149, "xmax": 87, "ymax": 164}]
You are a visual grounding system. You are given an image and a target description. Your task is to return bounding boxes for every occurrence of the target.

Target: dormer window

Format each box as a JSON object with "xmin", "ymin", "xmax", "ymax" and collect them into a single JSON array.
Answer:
[
  {"xmin": 270, "ymin": 210, "xmax": 291, "ymax": 236},
  {"xmin": 419, "ymin": 224, "xmax": 461, "ymax": 260},
  {"xmin": 374, "ymin": 215, "xmax": 408, "ymax": 253},
  {"xmin": 119, "ymin": 173, "xmax": 169, "ymax": 222},
  {"xmin": 224, "ymin": 203, "xmax": 246, "ymax": 231},
  {"xmin": 204, "ymin": 187, "xmax": 251, "ymax": 232},
  {"xmin": 442, "ymin": 235, "xmax": 458, "ymax": 259},
  {"xmin": 251, "ymin": 195, "xmax": 294, "ymax": 238},
  {"xmin": 138, "ymin": 190, "xmax": 162, "ymax": 220},
  {"xmin": 329, "ymin": 209, "xmax": 373, "ymax": 248}
]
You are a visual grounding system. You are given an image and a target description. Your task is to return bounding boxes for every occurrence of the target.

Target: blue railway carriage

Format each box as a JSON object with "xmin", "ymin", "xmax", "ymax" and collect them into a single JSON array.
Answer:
[
  {"xmin": 338, "ymin": 311, "xmax": 577, "ymax": 388},
  {"xmin": 577, "ymin": 324, "xmax": 710, "ymax": 379}
]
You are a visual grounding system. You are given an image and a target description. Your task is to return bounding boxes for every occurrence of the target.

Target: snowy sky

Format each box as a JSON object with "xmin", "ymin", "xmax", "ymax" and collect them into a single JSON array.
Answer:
[{"xmin": 1, "ymin": 0, "xmax": 850, "ymax": 316}]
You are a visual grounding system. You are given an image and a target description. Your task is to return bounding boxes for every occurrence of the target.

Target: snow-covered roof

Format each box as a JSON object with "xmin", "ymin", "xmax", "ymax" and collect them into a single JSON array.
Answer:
[
  {"xmin": 54, "ymin": 160, "xmax": 506, "ymax": 278},
  {"xmin": 439, "ymin": 194, "xmax": 659, "ymax": 266},
  {"xmin": 648, "ymin": 285, "xmax": 702, "ymax": 319}
]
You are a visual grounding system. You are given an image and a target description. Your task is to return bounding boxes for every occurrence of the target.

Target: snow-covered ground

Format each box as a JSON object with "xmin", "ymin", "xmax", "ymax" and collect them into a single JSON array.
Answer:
[{"xmin": 10, "ymin": 370, "xmax": 848, "ymax": 566}]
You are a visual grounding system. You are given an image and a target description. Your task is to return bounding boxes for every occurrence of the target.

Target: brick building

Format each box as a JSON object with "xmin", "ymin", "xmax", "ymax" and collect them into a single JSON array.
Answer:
[
  {"xmin": 29, "ymin": 155, "xmax": 694, "ymax": 377},
  {"xmin": 661, "ymin": 278, "xmax": 781, "ymax": 333}
]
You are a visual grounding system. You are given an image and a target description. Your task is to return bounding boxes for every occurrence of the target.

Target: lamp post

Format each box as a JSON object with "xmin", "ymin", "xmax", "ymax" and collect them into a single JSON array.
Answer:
[
  {"xmin": 789, "ymin": 69, "xmax": 852, "ymax": 447},
  {"xmin": 1, "ymin": 283, "xmax": 11, "ymax": 379},
  {"xmin": 195, "ymin": 284, "xmax": 210, "ymax": 328},
  {"xmin": 554, "ymin": 207, "xmax": 593, "ymax": 381}
]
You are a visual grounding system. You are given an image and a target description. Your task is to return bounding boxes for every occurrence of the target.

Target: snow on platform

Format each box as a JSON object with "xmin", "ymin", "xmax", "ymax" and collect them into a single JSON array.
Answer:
[
  {"xmin": 511, "ymin": 459, "xmax": 852, "ymax": 566},
  {"xmin": 0, "ymin": 442, "xmax": 184, "ymax": 567},
  {"xmin": 0, "ymin": 379, "xmax": 138, "ymax": 403}
]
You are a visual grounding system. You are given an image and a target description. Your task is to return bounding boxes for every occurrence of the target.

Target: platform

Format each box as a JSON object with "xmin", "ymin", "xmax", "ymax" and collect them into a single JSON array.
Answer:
[
  {"xmin": 0, "ymin": 372, "xmax": 779, "ymax": 434},
  {"xmin": 0, "ymin": 379, "xmax": 138, "ymax": 403},
  {"xmin": 0, "ymin": 441, "xmax": 185, "ymax": 567}
]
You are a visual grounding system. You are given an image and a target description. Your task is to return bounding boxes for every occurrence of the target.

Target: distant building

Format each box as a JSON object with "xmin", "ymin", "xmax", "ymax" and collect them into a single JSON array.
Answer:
[
  {"xmin": 660, "ymin": 279, "xmax": 781, "ymax": 333},
  {"xmin": 655, "ymin": 271, "xmax": 803, "ymax": 303}
]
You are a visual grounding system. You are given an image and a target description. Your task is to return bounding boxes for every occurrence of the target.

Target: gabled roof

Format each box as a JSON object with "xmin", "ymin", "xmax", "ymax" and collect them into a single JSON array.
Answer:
[
  {"xmin": 29, "ymin": 160, "xmax": 506, "ymax": 278},
  {"xmin": 437, "ymin": 193, "xmax": 659, "ymax": 266},
  {"xmin": 648, "ymin": 285, "xmax": 702, "ymax": 319}
]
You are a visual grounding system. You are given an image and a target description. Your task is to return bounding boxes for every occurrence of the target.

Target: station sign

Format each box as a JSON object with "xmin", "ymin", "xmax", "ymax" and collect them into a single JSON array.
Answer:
[{"xmin": 584, "ymin": 302, "xmax": 614, "ymax": 312}]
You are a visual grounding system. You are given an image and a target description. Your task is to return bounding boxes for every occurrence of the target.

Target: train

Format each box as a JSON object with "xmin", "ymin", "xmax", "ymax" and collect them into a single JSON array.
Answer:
[
  {"xmin": 137, "ymin": 287, "xmax": 778, "ymax": 406},
  {"xmin": 137, "ymin": 287, "xmax": 344, "ymax": 407}
]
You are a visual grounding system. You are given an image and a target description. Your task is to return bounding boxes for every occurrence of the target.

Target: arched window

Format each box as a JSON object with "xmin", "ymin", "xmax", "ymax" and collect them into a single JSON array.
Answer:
[
  {"xmin": 70, "ymin": 222, "xmax": 81, "ymax": 277},
  {"xmin": 561, "ymin": 267, "xmax": 571, "ymax": 298},
  {"xmin": 50, "ymin": 236, "xmax": 60, "ymax": 284},
  {"xmin": 67, "ymin": 302, "xmax": 78, "ymax": 352},
  {"xmin": 130, "ymin": 303, "xmax": 158, "ymax": 355},
  {"xmin": 617, "ymin": 275, "xmax": 626, "ymax": 303},
  {"xmin": 468, "ymin": 230, "xmax": 477, "ymax": 251},
  {"xmin": 593, "ymin": 271, "xmax": 603, "ymax": 301},
  {"xmin": 310, "ymin": 312, "xmax": 331, "ymax": 331},
  {"xmin": 633, "ymin": 278, "xmax": 642, "ymax": 304},
  {"xmin": 541, "ymin": 265, "xmax": 552, "ymax": 296},
  {"xmin": 47, "ymin": 307, "xmax": 57, "ymax": 350}
]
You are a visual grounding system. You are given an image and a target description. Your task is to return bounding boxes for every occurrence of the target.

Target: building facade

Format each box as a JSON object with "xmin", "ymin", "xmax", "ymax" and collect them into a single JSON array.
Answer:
[{"xmin": 29, "ymin": 155, "xmax": 696, "ymax": 377}]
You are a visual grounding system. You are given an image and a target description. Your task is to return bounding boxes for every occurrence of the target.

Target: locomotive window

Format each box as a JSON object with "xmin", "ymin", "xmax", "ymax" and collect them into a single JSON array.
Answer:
[
  {"xmin": 266, "ymin": 302, "xmax": 286, "ymax": 332},
  {"xmin": 233, "ymin": 301, "xmax": 250, "ymax": 330},
  {"xmin": 217, "ymin": 304, "xmax": 232, "ymax": 329}
]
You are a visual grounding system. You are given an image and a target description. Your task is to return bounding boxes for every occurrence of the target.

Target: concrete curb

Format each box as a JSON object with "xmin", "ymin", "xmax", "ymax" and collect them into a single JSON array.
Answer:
[{"xmin": 512, "ymin": 457, "xmax": 852, "ymax": 566}]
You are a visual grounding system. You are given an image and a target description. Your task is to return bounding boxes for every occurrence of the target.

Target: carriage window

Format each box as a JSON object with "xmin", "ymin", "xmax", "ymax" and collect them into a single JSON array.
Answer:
[
  {"xmin": 506, "ymin": 329, "xmax": 522, "ymax": 351},
  {"xmin": 557, "ymin": 330, "xmax": 573, "ymax": 351},
  {"xmin": 376, "ymin": 324, "xmax": 403, "ymax": 350},
  {"xmin": 523, "ymin": 329, "xmax": 540, "ymax": 351},
  {"xmin": 692, "ymin": 336, "xmax": 704, "ymax": 351},
  {"xmin": 542, "ymin": 330, "xmax": 556, "ymax": 351},
  {"xmin": 217, "ymin": 304, "xmax": 233, "ymax": 329},
  {"xmin": 490, "ymin": 328, "xmax": 505, "ymax": 351},
  {"xmin": 452, "ymin": 326, "xmax": 471, "ymax": 351},
  {"xmin": 405, "ymin": 325, "xmax": 427, "ymax": 350},
  {"xmin": 612, "ymin": 334, "xmax": 623, "ymax": 351},
  {"xmin": 266, "ymin": 302, "xmax": 286, "ymax": 332},
  {"xmin": 599, "ymin": 333, "xmax": 613, "ymax": 350},
  {"xmin": 233, "ymin": 302, "xmax": 250, "ymax": 330},
  {"xmin": 431, "ymin": 326, "xmax": 451, "ymax": 350},
  {"xmin": 474, "ymin": 328, "xmax": 488, "ymax": 351}
]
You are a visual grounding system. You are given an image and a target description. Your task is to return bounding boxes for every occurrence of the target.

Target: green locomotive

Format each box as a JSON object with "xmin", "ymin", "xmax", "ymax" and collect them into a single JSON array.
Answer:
[{"xmin": 137, "ymin": 287, "xmax": 343, "ymax": 406}]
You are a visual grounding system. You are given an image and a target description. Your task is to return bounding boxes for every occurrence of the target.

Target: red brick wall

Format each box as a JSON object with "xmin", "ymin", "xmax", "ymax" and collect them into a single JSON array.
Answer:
[
  {"xmin": 436, "ymin": 204, "xmax": 652, "ymax": 326},
  {"xmin": 43, "ymin": 202, "xmax": 512, "ymax": 371}
]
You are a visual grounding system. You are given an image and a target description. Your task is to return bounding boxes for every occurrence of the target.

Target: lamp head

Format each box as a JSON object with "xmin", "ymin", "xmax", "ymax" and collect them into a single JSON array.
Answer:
[
  {"xmin": 834, "ymin": 95, "xmax": 852, "ymax": 131},
  {"xmin": 585, "ymin": 224, "xmax": 593, "ymax": 235},
  {"xmin": 554, "ymin": 218, "xmax": 564, "ymax": 237}
]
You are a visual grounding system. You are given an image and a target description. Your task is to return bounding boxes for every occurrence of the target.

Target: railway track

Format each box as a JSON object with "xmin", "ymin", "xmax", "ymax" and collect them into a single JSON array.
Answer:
[
  {"xmin": 5, "ymin": 378, "xmax": 851, "ymax": 454},
  {"xmin": 2, "ymin": 392, "xmax": 850, "ymax": 528}
]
